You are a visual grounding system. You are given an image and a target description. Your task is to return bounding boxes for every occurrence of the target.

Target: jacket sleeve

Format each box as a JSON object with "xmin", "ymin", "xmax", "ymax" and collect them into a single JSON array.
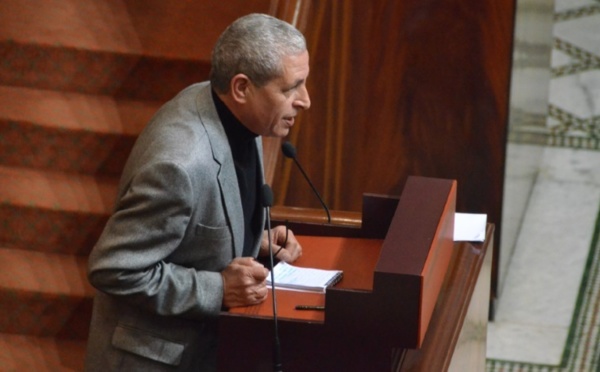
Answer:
[{"xmin": 88, "ymin": 161, "xmax": 224, "ymax": 318}]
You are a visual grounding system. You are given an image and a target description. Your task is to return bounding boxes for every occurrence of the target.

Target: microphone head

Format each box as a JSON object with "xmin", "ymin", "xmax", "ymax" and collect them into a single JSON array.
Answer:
[
  {"xmin": 261, "ymin": 184, "xmax": 274, "ymax": 208},
  {"xmin": 281, "ymin": 141, "xmax": 297, "ymax": 159}
]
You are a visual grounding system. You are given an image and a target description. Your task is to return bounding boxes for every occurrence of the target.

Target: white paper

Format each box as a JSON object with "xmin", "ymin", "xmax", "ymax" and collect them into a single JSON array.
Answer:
[
  {"xmin": 454, "ymin": 213, "xmax": 487, "ymax": 242},
  {"xmin": 266, "ymin": 262, "xmax": 343, "ymax": 292}
]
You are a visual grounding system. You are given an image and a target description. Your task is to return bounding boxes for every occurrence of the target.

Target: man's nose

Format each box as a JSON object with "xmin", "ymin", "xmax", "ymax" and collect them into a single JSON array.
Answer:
[{"xmin": 295, "ymin": 85, "xmax": 311, "ymax": 110}]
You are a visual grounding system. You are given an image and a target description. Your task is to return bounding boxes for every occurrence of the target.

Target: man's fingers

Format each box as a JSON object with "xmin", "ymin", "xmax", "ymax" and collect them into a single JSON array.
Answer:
[
  {"xmin": 275, "ymin": 241, "xmax": 302, "ymax": 263},
  {"xmin": 230, "ymin": 257, "xmax": 268, "ymax": 279},
  {"xmin": 250, "ymin": 264, "xmax": 268, "ymax": 280},
  {"xmin": 252, "ymin": 283, "xmax": 268, "ymax": 303},
  {"xmin": 232, "ymin": 256, "xmax": 258, "ymax": 266}
]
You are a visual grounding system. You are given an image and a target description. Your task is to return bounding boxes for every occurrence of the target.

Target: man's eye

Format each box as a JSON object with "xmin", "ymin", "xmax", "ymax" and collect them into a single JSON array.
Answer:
[{"xmin": 284, "ymin": 81, "xmax": 303, "ymax": 93}]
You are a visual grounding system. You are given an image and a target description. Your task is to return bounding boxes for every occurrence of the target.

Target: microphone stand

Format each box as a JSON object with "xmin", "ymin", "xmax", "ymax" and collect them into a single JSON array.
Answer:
[
  {"xmin": 291, "ymin": 157, "xmax": 331, "ymax": 224},
  {"xmin": 281, "ymin": 142, "xmax": 332, "ymax": 224},
  {"xmin": 262, "ymin": 185, "xmax": 283, "ymax": 371}
]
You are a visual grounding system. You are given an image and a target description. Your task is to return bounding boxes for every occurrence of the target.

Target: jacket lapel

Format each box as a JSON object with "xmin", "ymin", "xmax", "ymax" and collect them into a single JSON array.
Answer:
[
  {"xmin": 194, "ymin": 83, "xmax": 244, "ymax": 258},
  {"xmin": 253, "ymin": 138, "xmax": 266, "ymax": 257}
]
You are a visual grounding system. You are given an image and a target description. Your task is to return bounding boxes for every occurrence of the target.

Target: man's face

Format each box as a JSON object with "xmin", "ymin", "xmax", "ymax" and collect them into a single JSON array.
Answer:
[{"xmin": 244, "ymin": 51, "xmax": 311, "ymax": 137}]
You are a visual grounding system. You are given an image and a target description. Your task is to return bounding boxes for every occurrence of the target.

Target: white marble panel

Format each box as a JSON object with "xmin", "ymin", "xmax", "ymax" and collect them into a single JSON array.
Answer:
[
  {"xmin": 554, "ymin": 15, "xmax": 600, "ymax": 55},
  {"xmin": 500, "ymin": 144, "xmax": 544, "ymax": 291},
  {"xmin": 490, "ymin": 0, "xmax": 600, "ymax": 366},
  {"xmin": 497, "ymin": 180, "xmax": 596, "ymax": 327},
  {"xmin": 549, "ymin": 71, "xmax": 600, "ymax": 118},
  {"xmin": 489, "ymin": 148, "xmax": 600, "ymax": 364},
  {"xmin": 539, "ymin": 147, "xmax": 600, "ymax": 185},
  {"xmin": 487, "ymin": 322, "xmax": 567, "ymax": 365},
  {"xmin": 554, "ymin": 0, "xmax": 598, "ymax": 12},
  {"xmin": 550, "ymin": 48, "xmax": 573, "ymax": 68},
  {"xmin": 511, "ymin": 69, "xmax": 553, "ymax": 114}
]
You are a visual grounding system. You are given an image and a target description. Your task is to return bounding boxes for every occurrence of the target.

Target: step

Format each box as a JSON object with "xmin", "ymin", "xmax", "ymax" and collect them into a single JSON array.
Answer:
[
  {"xmin": 0, "ymin": 38, "xmax": 211, "ymax": 101},
  {"xmin": 0, "ymin": 334, "xmax": 86, "ymax": 371},
  {"xmin": 0, "ymin": 0, "xmax": 271, "ymax": 59},
  {"xmin": 0, "ymin": 39, "xmax": 142, "ymax": 97},
  {"xmin": 0, "ymin": 165, "xmax": 118, "ymax": 254},
  {"xmin": 0, "ymin": 0, "xmax": 273, "ymax": 99},
  {"xmin": 0, "ymin": 247, "xmax": 94, "ymax": 339},
  {"xmin": 0, "ymin": 86, "xmax": 159, "ymax": 175},
  {"xmin": 0, "ymin": 0, "xmax": 140, "ymax": 54},
  {"xmin": 0, "ymin": 0, "xmax": 140, "ymax": 95}
]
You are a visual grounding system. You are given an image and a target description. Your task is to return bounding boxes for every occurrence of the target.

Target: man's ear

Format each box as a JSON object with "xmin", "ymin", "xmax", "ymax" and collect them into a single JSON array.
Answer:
[{"xmin": 230, "ymin": 74, "xmax": 251, "ymax": 104}]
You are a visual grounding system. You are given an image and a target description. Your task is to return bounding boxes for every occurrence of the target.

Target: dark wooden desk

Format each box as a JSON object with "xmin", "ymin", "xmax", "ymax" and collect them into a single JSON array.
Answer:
[
  {"xmin": 219, "ymin": 180, "xmax": 492, "ymax": 371},
  {"xmin": 219, "ymin": 227, "xmax": 493, "ymax": 371},
  {"xmin": 229, "ymin": 235, "xmax": 380, "ymax": 319}
]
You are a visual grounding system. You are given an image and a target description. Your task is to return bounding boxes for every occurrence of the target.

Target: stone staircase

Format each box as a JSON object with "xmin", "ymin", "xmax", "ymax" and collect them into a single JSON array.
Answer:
[{"xmin": 0, "ymin": 0, "xmax": 270, "ymax": 370}]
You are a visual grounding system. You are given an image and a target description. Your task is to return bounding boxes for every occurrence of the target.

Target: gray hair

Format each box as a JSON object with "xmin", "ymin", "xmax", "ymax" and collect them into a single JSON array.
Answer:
[{"xmin": 209, "ymin": 13, "xmax": 307, "ymax": 93}]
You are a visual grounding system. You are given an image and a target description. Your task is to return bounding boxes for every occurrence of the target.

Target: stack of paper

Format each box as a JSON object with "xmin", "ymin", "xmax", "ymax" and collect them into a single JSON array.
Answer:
[{"xmin": 267, "ymin": 262, "xmax": 343, "ymax": 293}]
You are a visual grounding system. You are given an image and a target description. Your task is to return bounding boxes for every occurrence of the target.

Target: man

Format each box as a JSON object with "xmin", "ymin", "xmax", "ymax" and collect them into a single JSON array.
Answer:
[{"xmin": 85, "ymin": 13, "xmax": 310, "ymax": 371}]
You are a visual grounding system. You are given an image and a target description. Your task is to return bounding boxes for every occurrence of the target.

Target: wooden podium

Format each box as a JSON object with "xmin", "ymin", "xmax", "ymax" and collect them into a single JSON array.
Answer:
[{"xmin": 218, "ymin": 176, "xmax": 493, "ymax": 371}]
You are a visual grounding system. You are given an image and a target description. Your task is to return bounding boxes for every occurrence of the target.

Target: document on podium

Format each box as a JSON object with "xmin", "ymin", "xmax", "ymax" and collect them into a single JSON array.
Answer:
[
  {"xmin": 454, "ymin": 213, "xmax": 487, "ymax": 242},
  {"xmin": 267, "ymin": 262, "xmax": 343, "ymax": 293}
]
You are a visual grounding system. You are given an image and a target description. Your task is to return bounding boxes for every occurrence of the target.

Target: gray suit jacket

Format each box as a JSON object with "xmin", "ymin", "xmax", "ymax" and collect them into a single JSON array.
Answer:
[{"xmin": 85, "ymin": 82, "xmax": 265, "ymax": 371}]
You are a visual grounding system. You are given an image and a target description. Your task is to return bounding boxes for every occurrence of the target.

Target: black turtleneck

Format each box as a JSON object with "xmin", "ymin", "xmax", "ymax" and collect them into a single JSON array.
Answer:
[{"xmin": 211, "ymin": 89, "xmax": 262, "ymax": 257}]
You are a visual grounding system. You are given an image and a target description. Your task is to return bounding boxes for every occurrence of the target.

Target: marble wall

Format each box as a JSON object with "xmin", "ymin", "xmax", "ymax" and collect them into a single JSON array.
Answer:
[{"xmin": 499, "ymin": 0, "xmax": 554, "ymax": 297}]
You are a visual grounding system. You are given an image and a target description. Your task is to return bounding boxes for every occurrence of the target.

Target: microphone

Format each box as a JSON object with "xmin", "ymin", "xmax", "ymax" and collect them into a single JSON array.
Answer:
[
  {"xmin": 261, "ymin": 184, "xmax": 283, "ymax": 372},
  {"xmin": 281, "ymin": 141, "xmax": 332, "ymax": 224}
]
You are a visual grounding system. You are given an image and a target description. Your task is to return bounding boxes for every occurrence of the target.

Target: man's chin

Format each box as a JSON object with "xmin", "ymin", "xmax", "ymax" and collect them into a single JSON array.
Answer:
[{"xmin": 268, "ymin": 127, "xmax": 290, "ymax": 138}]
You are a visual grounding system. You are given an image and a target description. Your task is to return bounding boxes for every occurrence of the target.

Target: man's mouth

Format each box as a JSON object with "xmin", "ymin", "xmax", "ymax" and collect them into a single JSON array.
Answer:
[{"xmin": 283, "ymin": 117, "xmax": 295, "ymax": 126}]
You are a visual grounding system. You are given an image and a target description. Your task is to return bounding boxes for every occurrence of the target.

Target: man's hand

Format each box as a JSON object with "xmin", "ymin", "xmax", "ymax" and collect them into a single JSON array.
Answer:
[
  {"xmin": 259, "ymin": 225, "xmax": 302, "ymax": 263},
  {"xmin": 221, "ymin": 257, "xmax": 268, "ymax": 308}
]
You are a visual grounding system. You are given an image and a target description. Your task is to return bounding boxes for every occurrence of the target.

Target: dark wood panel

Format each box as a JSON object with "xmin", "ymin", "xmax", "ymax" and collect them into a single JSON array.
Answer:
[{"xmin": 271, "ymin": 0, "xmax": 515, "ymax": 302}]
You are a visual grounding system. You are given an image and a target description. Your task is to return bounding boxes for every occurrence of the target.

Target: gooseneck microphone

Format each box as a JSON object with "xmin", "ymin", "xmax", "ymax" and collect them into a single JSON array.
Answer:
[
  {"xmin": 281, "ymin": 141, "xmax": 332, "ymax": 224},
  {"xmin": 261, "ymin": 184, "xmax": 283, "ymax": 372}
]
